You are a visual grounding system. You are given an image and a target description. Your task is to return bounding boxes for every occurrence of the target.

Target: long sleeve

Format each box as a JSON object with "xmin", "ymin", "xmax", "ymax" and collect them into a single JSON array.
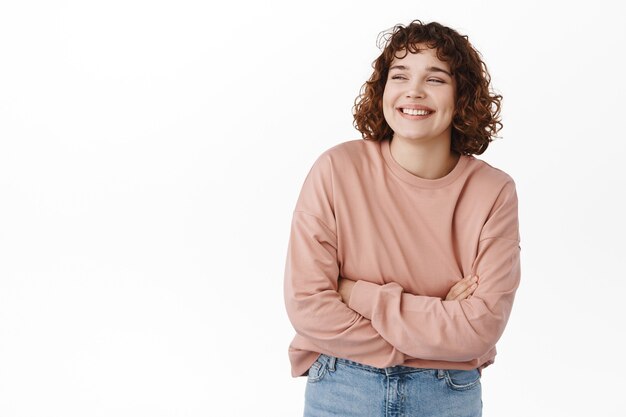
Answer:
[
  {"xmin": 283, "ymin": 152, "xmax": 406, "ymax": 368},
  {"xmin": 347, "ymin": 180, "xmax": 522, "ymax": 362}
]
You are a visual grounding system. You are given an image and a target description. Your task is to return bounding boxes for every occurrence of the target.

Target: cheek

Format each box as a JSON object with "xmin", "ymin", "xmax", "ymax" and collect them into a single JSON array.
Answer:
[
  {"xmin": 382, "ymin": 81, "xmax": 400, "ymax": 103},
  {"xmin": 382, "ymin": 87, "xmax": 391, "ymax": 107},
  {"xmin": 447, "ymin": 88, "xmax": 456, "ymax": 110},
  {"xmin": 439, "ymin": 91, "xmax": 456, "ymax": 115},
  {"xmin": 382, "ymin": 89, "xmax": 394, "ymax": 118}
]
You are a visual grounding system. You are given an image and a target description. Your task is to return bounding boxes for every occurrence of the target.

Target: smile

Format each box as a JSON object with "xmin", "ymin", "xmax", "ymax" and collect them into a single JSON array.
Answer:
[
  {"xmin": 402, "ymin": 108, "xmax": 431, "ymax": 116},
  {"xmin": 397, "ymin": 108, "xmax": 434, "ymax": 119}
]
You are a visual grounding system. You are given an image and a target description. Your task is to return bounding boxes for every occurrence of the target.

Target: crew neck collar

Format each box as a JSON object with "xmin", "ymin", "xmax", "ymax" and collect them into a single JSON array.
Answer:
[{"xmin": 380, "ymin": 139, "xmax": 470, "ymax": 188}]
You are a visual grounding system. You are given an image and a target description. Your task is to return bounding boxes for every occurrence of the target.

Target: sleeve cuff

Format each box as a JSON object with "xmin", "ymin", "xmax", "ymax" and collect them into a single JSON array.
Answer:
[{"xmin": 347, "ymin": 280, "xmax": 381, "ymax": 320}]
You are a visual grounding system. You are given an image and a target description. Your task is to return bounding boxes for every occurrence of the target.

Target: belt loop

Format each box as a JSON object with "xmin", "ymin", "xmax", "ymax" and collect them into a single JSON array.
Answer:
[
  {"xmin": 437, "ymin": 369, "xmax": 446, "ymax": 379},
  {"xmin": 328, "ymin": 355, "xmax": 336, "ymax": 372}
]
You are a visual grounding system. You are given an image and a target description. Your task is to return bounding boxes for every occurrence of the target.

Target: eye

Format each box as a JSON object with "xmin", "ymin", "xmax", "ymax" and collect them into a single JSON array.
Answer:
[
  {"xmin": 428, "ymin": 79, "xmax": 445, "ymax": 84},
  {"xmin": 391, "ymin": 75, "xmax": 407, "ymax": 80}
]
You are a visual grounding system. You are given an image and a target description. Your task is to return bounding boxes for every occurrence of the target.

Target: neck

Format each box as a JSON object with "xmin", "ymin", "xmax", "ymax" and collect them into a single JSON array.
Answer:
[{"xmin": 389, "ymin": 135, "xmax": 460, "ymax": 180}]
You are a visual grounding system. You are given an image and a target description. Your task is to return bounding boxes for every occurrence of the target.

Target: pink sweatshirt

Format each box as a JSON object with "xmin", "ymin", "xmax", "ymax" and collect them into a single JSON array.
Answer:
[{"xmin": 283, "ymin": 138, "xmax": 521, "ymax": 378}]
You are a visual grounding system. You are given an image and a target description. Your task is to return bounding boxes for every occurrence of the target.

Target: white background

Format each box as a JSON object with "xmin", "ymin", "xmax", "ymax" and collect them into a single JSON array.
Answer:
[{"xmin": 1, "ymin": 0, "xmax": 625, "ymax": 416}]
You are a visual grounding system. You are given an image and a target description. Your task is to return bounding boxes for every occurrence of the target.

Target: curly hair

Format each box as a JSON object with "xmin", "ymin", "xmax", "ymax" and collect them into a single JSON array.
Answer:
[{"xmin": 353, "ymin": 20, "xmax": 502, "ymax": 155}]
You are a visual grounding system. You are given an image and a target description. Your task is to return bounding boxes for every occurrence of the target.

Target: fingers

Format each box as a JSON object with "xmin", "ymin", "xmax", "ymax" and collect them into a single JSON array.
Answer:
[
  {"xmin": 445, "ymin": 274, "xmax": 479, "ymax": 301},
  {"xmin": 461, "ymin": 275, "xmax": 478, "ymax": 299},
  {"xmin": 460, "ymin": 281, "xmax": 478, "ymax": 299},
  {"xmin": 445, "ymin": 282, "xmax": 462, "ymax": 300}
]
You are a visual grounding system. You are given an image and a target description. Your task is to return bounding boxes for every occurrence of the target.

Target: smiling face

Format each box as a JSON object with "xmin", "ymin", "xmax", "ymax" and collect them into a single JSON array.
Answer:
[{"xmin": 382, "ymin": 45, "xmax": 456, "ymax": 146}]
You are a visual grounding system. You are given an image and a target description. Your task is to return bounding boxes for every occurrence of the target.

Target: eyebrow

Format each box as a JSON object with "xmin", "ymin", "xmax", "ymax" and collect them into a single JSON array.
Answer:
[{"xmin": 389, "ymin": 65, "xmax": 453, "ymax": 77}]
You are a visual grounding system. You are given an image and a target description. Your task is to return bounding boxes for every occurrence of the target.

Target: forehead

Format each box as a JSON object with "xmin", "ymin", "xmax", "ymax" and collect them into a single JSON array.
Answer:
[{"xmin": 390, "ymin": 46, "xmax": 451, "ymax": 71}]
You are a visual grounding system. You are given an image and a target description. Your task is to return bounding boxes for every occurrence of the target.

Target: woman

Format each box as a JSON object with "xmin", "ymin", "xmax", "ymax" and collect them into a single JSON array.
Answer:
[{"xmin": 283, "ymin": 20, "xmax": 521, "ymax": 417}]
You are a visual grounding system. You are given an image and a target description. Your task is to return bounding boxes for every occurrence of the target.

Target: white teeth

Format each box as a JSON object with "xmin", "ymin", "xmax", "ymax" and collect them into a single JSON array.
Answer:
[{"xmin": 401, "ymin": 108, "xmax": 431, "ymax": 116}]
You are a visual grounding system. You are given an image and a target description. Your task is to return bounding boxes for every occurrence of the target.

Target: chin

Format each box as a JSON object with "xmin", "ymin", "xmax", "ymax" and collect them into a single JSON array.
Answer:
[{"xmin": 395, "ymin": 132, "xmax": 433, "ymax": 141}]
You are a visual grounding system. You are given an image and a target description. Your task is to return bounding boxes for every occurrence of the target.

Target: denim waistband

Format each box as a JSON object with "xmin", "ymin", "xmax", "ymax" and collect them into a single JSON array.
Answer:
[{"xmin": 317, "ymin": 353, "xmax": 450, "ymax": 377}]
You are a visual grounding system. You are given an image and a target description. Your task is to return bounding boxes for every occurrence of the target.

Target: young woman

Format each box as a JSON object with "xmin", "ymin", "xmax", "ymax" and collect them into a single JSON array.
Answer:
[{"xmin": 284, "ymin": 20, "xmax": 521, "ymax": 417}]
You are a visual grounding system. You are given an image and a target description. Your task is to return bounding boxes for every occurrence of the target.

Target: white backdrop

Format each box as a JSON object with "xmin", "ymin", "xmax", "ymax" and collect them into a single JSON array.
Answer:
[{"xmin": 1, "ymin": 0, "xmax": 625, "ymax": 416}]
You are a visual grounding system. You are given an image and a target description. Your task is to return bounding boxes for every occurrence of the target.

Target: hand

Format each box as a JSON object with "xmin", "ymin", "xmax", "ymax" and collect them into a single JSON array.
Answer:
[
  {"xmin": 445, "ymin": 274, "xmax": 479, "ymax": 301},
  {"xmin": 337, "ymin": 277, "xmax": 357, "ymax": 304}
]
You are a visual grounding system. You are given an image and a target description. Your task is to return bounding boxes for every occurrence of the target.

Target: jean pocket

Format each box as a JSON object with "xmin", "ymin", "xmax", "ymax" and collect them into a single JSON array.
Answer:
[
  {"xmin": 307, "ymin": 355, "xmax": 328, "ymax": 384},
  {"xmin": 444, "ymin": 368, "xmax": 481, "ymax": 391}
]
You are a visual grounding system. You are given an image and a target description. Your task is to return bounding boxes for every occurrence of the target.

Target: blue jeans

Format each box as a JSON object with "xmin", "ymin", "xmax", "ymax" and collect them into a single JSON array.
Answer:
[{"xmin": 304, "ymin": 354, "xmax": 482, "ymax": 417}]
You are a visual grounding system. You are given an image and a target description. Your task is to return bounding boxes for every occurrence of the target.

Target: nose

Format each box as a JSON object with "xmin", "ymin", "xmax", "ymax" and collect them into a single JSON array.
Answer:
[{"xmin": 405, "ymin": 81, "xmax": 426, "ymax": 99}]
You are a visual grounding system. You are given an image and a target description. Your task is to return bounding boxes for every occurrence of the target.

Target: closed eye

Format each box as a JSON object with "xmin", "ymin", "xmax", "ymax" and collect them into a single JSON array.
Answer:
[{"xmin": 390, "ymin": 76, "xmax": 446, "ymax": 83}]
